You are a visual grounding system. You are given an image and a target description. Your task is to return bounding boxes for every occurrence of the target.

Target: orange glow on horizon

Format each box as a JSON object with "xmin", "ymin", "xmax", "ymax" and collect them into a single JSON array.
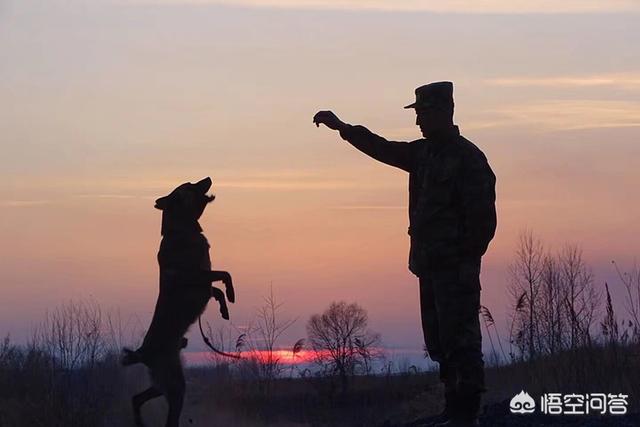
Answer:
[{"xmin": 184, "ymin": 348, "xmax": 330, "ymax": 365}]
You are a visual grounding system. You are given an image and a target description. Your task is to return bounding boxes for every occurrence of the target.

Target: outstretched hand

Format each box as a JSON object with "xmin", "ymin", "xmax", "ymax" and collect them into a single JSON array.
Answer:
[{"xmin": 313, "ymin": 110, "xmax": 348, "ymax": 131}]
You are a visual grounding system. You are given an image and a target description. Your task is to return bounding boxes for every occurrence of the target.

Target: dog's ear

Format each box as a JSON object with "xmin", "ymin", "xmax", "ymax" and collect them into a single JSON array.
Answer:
[{"xmin": 154, "ymin": 196, "xmax": 169, "ymax": 210}]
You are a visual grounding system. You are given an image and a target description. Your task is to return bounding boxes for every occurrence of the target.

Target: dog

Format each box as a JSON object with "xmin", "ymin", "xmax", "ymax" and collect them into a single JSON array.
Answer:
[{"xmin": 121, "ymin": 177, "xmax": 235, "ymax": 427}]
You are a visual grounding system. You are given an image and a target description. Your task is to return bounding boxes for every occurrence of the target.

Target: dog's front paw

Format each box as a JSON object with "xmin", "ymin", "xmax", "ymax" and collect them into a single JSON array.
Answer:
[
  {"xmin": 219, "ymin": 302, "xmax": 230, "ymax": 320},
  {"xmin": 222, "ymin": 272, "xmax": 235, "ymax": 303},
  {"xmin": 211, "ymin": 287, "xmax": 230, "ymax": 320}
]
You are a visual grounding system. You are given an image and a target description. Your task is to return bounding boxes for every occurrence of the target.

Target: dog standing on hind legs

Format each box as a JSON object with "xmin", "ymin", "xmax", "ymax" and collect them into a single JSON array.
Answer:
[{"xmin": 121, "ymin": 177, "xmax": 235, "ymax": 427}]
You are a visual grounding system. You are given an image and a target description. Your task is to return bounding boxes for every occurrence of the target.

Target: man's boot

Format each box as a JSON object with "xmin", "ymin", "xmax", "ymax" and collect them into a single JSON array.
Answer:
[
  {"xmin": 433, "ymin": 420, "xmax": 479, "ymax": 427},
  {"xmin": 434, "ymin": 392, "xmax": 480, "ymax": 427},
  {"xmin": 423, "ymin": 389, "xmax": 457, "ymax": 426}
]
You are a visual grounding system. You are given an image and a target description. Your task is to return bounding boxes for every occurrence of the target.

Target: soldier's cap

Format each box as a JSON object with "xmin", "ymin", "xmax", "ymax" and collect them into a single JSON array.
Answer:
[{"xmin": 404, "ymin": 81, "xmax": 454, "ymax": 110}]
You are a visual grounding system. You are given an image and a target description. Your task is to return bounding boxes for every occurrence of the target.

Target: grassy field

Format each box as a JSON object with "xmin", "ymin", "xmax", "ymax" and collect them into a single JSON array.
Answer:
[{"xmin": 2, "ymin": 335, "xmax": 638, "ymax": 426}]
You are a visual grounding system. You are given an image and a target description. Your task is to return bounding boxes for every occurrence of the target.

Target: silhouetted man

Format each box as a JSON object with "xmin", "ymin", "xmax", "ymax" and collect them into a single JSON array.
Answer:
[{"xmin": 313, "ymin": 82, "xmax": 496, "ymax": 427}]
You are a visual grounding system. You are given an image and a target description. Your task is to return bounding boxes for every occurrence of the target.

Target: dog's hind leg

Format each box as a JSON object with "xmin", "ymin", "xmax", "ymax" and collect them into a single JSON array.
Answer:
[
  {"xmin": 164, "ymin": 363, "xmax": 186, "ymax": 427},
  {"xmin": 211, "ymin": 286, "xmax": 230, "ymax": 320},
  {"xmin": 132, "ymin": 386, "xmax": 162, "ymax": 427}
]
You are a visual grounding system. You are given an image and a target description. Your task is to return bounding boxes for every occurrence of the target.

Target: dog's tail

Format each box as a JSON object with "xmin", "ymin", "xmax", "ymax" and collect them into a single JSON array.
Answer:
[
  {"xmin": 121, "ymin": 347, "xmax": 143, "ymax": 366},
  {"xmin": 198, "ymin": 316, "xmax": 242, "ymax": 359}
]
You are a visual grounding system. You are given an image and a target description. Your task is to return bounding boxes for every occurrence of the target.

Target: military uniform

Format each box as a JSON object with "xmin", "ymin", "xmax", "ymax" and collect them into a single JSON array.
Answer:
[{"xmin": 338, "ymin": 82, "xmax": 496, "ymax": 423}]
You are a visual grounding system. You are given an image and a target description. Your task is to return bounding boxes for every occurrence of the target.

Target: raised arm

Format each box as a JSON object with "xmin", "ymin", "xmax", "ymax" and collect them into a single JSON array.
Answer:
[{"xmin": 313, "ymin": 110, "xmax": 415, "ymax": 172}]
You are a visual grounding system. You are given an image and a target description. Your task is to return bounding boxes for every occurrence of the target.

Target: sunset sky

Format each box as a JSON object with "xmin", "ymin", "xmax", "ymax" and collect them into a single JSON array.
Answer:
[{"xmin": 1, "ymin": 0, "xmax": 639, "ymax": 364}]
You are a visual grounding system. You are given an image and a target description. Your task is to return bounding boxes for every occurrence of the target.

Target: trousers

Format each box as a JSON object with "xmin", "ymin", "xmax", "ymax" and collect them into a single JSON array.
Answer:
[{"xmin": 419, "ymin": 256, "xmax": 485, "ymax": 397}]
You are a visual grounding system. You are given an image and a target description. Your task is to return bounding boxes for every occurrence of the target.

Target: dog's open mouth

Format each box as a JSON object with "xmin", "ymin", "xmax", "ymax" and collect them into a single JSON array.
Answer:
[{"xmin": 197, "ymin": 177, "xmax": 215, "ymax": 204}]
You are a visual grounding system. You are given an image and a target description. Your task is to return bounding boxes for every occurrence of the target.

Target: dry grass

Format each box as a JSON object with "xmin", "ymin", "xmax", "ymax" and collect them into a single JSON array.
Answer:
[{"xmin": 1, "ymin": 337, "xmax": 639, "ymax": 426}]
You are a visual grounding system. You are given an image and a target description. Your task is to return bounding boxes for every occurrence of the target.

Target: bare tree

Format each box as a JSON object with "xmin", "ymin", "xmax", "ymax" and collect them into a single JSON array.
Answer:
[
  {"xmin": 241, "ymin": 285, "xmax": 298, "ymax": 393},
  {"xmin": 613, "ymin": 261, "xmax": 640, "ymax": 343},
  {"xmin": 508, "ymin": 230, "xmax": 544, "ymax": 359},
  {"xmin": 34, "ymin": 299, "xmax": 107, "ymax": 371},
  {"xmin": 558, "ymin": 244, "xmax": 599, "ymax": 349},
  {"xmin": 509, "ymin": 232, "xmax": 602, "ymax": 360},
  {"xmin": 538, "ymin": 254, "xmax": 566, "ymax": 355},
  {"xmin": 21, "ymin": 300, "xmax": 130, "ymax": 426},
  {"xmin": 306, "ymin": 301, "xmax": 381, "ymax": 392}
]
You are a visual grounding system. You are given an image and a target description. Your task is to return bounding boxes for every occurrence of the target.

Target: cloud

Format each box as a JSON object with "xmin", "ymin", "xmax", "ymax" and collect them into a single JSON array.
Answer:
[
  {"xmin": 74, "ymin": 194, "xmax": 142, "ymax": 199},
  {"xmin": 330, "ymin": 205, "xmax": 404, "ymax": 210},
  {"xmin": 216, "ymin": 178, "xmax": 356, "ymax": 190},
  {"xmin": 0, "ymin": 200, "xmax": 51, "ymax": 207},
  {"xmin": 485, "ymin": 73, "xmax": 640, "ymax": 89},
  {"xmin": 123, "ymin": 0, "xmax": 640, "ymax": 13},
  {"xmin": 214, "ymin": 170, "xmax": 399, "ymax": 191},
  {"xmin": 468, "ymin": 100, "xmax": 640, "ymax": 131}
]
